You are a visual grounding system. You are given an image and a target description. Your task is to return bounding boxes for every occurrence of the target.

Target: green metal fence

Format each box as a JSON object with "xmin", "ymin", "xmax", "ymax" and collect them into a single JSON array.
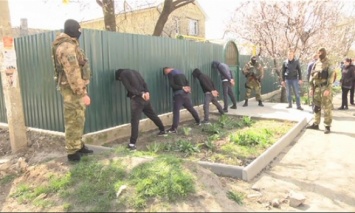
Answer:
[
  {"xmin": 12, "ymin": 29, "xmax": 224, "ymax": 133},
  {"xmin": 0, "ymin": 29, "xmax": 281, "ymax": 133},
  {"xmin": 0, "ymin": 74, "xmax": 7, "ymax": 123}
]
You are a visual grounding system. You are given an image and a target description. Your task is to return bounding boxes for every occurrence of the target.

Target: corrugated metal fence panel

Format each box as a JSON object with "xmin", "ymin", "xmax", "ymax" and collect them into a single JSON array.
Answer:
[
  {"xmin": 0, "ymin": 73, "xmax": 7, "ymax": 123},
  {"xmin": 14, "ymin": 29, "xmax": 224, "ymax": 133},
  {"xmin": 15, "ymin": 31, "xmax": 64, "ymax": 131}
]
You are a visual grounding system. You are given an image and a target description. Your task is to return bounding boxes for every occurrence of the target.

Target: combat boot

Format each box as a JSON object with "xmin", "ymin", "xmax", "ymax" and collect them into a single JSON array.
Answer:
[
  {"xmin": 242, "ymin": 99, "xmax": 248, "ymax": 107},
  {"xmin": 306, "ymin": 123, "xmax": 319, "ymax": 130},
  {"xmin": 324, "ymin": 126, "xmax": 330, "ymax": 134},
  {"xmin": 258, "ymin": 100, "xmax": 264, "ymax": 107},
  {"xmin": 67, "ymin": 152, "xmax": 81, "ymax": 162},
  {"xmin": 78, "ymin": 145, "xmax": 94, "ymax": 155}
]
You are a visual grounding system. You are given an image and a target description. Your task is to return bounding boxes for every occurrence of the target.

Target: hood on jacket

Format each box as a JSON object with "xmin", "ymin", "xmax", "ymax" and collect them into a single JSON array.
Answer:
[
  {"xmin": 211, "ymin": 61, "xmax": 220, "ymax": 69},
  {"xmin": 192, "ymin": 68, "xmax": 202, "ymax": 79},
  {"xmin": 115, "ymin": 69, "xmax": 127, "ymax": 81}
]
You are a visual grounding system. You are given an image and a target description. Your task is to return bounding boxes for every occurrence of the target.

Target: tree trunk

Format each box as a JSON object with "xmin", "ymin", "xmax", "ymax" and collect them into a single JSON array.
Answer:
[
  {"xmin": 153, "ymin": 0, "xmax": 173, "ymax": 36},
  {"xmin": 97, "ymin": 0, "xmax": 116, "ymax": 31},
  {"xmin": 153, "ymin": 0, "xmax": 194, "ymax": 36},
  {"xmin": 273, "ymin": 58, "xmax": 287, "ymax": 103}
]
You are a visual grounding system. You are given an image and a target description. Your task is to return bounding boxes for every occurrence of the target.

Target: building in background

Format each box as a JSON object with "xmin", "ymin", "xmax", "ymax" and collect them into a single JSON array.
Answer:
[{"xmin": 80, "ymin": 0, "xmax": 206, "ymax": 40}]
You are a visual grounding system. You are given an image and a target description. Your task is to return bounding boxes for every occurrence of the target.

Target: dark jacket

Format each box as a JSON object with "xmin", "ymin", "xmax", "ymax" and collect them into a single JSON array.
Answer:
[
  {"xmin": 340, "ymin": 65, "xmax": 355, "ymax": 89},
  {"xmin": 192, "ymin": 68, "xmax": 216, "ymax": 93},
  {"xmin": 282, "ymin": 59, "xmax": 302, "ymax": 81},
  {"xmin": 167, "ymin": 69, "xmax": 189, "ymax": 93},
  {"xmin": 115, "ymin": 69, "xmax": 149, "ymax": 98},
  {"xmin": 211, "ymin": 61, "xmax": 233, "ymax": 81}
]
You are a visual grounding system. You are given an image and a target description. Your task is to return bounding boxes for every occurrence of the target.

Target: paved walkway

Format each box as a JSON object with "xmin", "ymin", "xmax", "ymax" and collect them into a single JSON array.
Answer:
[{"xmin": 227, "ymin": 93, "xmax": 355, "ymax": 211}]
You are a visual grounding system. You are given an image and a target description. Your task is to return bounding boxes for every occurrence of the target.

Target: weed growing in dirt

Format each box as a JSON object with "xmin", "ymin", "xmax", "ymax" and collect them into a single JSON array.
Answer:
[
  {"xmin": 9, "ymin": 154, "xmax": 196, "ymax": 211},
  {"xmin": 127, "ymin": 156, "xmax": 195, "ymax": 209},
  {"xmin": 227, "ymin": 190, "xmax": 245, "ymax": 205},
  {"xmin": 0, "ymin": 174, "xmax": 17, "ymax": 185}
]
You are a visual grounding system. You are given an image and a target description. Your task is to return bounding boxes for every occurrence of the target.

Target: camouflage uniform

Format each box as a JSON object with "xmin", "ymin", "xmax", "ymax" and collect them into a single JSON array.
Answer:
[
  {"xmin": 309, "ymin": 55, "xmax": 334, "ymax": 129},
  {"xmin": 52, "ymin": 33, "xmax": 91, "ymax": 155},
  {"xmin": 242, "ymin": 56, "xmax": 264, "ymax": 106}
]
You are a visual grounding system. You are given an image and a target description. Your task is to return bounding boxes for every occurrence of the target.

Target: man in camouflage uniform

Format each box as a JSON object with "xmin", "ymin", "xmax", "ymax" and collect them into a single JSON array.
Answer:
[
  {"xmin": 52, "ymin": 19, "xmax": 93, "ymax": 161},
  {"xmin": 242, "ymin": 56, "xmax": 264, "ymax": 107},
  {"xmin": 307, "ymin": 47, "xmax": 334, "ymax": 134}
]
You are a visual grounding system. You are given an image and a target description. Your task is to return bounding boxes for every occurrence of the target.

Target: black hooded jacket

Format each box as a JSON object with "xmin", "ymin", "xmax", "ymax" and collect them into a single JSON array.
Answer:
[
  {"xmin": 192, "ymin": 68, "xmax": 216, "ymax": 93},
  {"xmin": 115, "ymin": 69, "xmax": 149, "ymax": 98}
]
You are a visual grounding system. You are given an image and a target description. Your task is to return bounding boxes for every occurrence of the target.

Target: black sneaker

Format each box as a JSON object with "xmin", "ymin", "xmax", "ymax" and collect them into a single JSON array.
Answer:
[
  {"xmin": 195, "ymin": 122, "xmax": 201, "ymax": 126},
  {"xmin": 167, "ymin": 128, "xmax": 177, "ymax": 134},
  {"xmin": 230, "ymin": 105, "xmax": 237, "ymax": 109},
  {"xmin": 127, "ymin": 144, "xmax": 137, "ymax": 150},
  {"xmin": 157, "ymin": 130, "xmax": 167, "ymax": 136},
  {"xmin": 306, "ymin": 123, "xmax": 319, "ymax": 130},
  {"xmin": 297, "ymin": 106, "xmax": 304, "ymax": 111},
  {"xmin": 78, "ymin": 145, "xmax": 94, "ymax": 155},
  {"xmin": 67, "ymin": 152, "xmax": 81, "ymax": 162},
  {"xmin": 286, "ymin": 105, "xmax": 292, "ymax": 109},
  {"xmin": 324, "ymin": 126, "xmax": 330, "ymax": 134},
  {"xmin": 223, "ymin": 109, "xmax": 228, "ymax": 112}
]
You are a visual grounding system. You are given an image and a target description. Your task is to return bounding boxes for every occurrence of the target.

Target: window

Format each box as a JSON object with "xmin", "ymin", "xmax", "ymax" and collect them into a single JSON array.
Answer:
[
  {"xmin": 175, "ymin": 19, "xmax": 180, "ymax": 34},
  {"xmin": 189, "ymin": 19, "xmax": 198, "ymax": 36}
]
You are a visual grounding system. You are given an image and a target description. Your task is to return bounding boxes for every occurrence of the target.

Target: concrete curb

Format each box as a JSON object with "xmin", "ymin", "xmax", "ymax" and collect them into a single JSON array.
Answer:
[{"xmin": 197, "ymin": 117, "xmax": 307, "ymax": 181}]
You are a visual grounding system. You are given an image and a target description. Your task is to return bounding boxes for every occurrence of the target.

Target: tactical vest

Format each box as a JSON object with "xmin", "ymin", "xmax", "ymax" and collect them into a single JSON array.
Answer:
[
  {"xmin": 244, "ymin": 62, "xmax": 261, "ymax": 77},
  {"xmin": 310, "ymin": 58, "xmax": 332, "ymax": 86},
  {"xmin": 51, "ymin": 36, "xmax": 91, "ymax": 89}
]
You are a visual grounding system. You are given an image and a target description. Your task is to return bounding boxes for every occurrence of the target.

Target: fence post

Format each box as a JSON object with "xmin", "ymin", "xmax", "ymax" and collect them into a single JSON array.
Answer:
[{"xmin": 0, "ymin": 0, "xmax": 28, "ymax": 152}]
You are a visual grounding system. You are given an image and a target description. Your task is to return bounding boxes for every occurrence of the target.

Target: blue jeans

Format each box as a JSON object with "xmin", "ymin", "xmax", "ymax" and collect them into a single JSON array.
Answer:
[{"xmin": 286, "ymin": 79, "xmax": 301, "ymax": 107}]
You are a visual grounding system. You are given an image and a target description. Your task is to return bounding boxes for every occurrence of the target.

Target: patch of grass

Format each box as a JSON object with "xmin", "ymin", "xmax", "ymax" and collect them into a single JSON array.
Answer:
[
  {"xmin": 227, "ymin": 190, "xmax": 245, "ymax": 205},
  {"xmin": 60, "ymin": 157, "xmax": 127, "ymax": 211},
  {"xmin": 0, "ymin": 174, "xmax": 17, "ymax": 185},
  {"xmin": 128, "ymin": 156, "xmax": 195, "ymax": 209},
  {"xmin": 176, "ymin": 139, "xmax": 200, "ymax": 156},
  {"xmin": 182, "ymin": 127, "xmax": 192, "ymax": 136}
]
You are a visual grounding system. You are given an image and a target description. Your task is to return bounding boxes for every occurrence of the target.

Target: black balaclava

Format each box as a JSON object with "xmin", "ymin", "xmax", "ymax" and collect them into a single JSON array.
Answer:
[
  {"xmin": 64, "ymin": 19, "xmax": 81, "ymax": 39},
  {"xmin": 318, "ymin": 47, "xmax": 326, "ymax": 60},
  {"xmin": 251, "ymin": 56, "xmax": 257, "ymax": 65}
]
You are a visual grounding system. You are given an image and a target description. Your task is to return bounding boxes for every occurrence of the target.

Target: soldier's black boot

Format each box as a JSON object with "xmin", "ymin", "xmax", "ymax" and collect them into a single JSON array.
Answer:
[
  {"xmin": 306, "ymin": 123, "xmax": 319, "ymax": 130},
  {"xmin": 67, "ymin": 152, "xmax": 81, "ymax": 162},
  {"xmin": 243, "ymin": 99, "xmax": 248, "ymax": 107},
  {"xmin": 324, "ymin": 126, "xmax": 330, "ymax": 134},
  {"xmin": 258, "ymin": 100, "xmax": 264, "ymax": 107},
  {"xmin": 78, "ymin": 145, "xmax": 94, "ymax": 155}
]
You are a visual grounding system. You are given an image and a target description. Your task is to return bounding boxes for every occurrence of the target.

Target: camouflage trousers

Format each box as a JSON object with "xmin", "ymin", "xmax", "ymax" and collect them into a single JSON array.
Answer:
[
  {"xmin": 245, "ymin": 79, "xmax": 262, "ymax": 101},
  {"xmin": 313, "ymin": 86, "xmax": 333, "ymax": 127},
  {"xmin": 60, "ymin": 85, "xmax": 86, "ymax": 154}
]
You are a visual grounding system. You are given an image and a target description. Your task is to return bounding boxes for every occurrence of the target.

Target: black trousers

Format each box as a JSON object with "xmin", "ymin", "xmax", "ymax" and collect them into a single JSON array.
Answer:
[
  {"xmin": 222, "ymin": 81, "xmax": 237, "ymax": 110},
  {"xmin": 203, "ymin": 92, "xmax": 224, "ymax": 121},
  {"xmin": 350, "ymin": 83, "xmax": 354, "ymax": 104},
  {"xmin": 130, "ymin": 96, "xmax": 164, "ymax": 144},
  {"xmin": 171, "ymin": 93, "xmax": 200, "ymax": 130},
  {"xmin": 341, "ymin": 87, "xmax": 350, "ymax": 108}
]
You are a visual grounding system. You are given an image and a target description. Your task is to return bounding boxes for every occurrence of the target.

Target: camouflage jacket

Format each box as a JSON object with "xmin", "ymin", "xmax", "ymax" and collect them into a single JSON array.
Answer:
[
  {"xmin": 52, "ymin": 33, "xmax": 91, "ymax": 96},
  {"xmin": 243, "ymin": 61, "xmax": 264, "ymax": 79},
  {"xmin": 310, "ymin": 57, "xmax": 334, "ymax": 91}
]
